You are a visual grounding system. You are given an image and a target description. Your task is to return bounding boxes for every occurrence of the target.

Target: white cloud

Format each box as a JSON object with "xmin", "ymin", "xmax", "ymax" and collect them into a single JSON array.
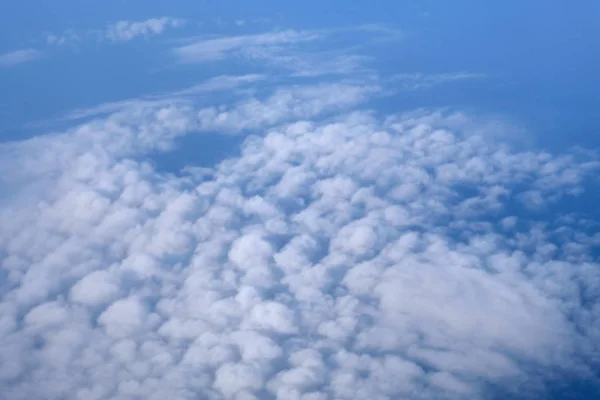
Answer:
[
  {"xmin": 44, "ymin": 17, "xmax": 186, "ymax": 48},
  {"xmin": 0, "ymin": 49, "xmax": 40, "ymax": 67},
  {"xmin": 48, "ymin": 74, "xmax": 265, "ymax": 124},
  {"xmin": 105, "ymin": 17, "xmax": 186, "ymax": 42},
  {"xmin": 26, "ymin": 79, "xmax": 377, "ymax": 143},
  {"xmin": 1, "ymin": 76, "xmax": 599, "ymax": 400},
  {"xmin": 173, "ymin": 30, "xmax": 322, "ymax": 63},
  {"xmin": 0, "ymin": 18, "xmax": 600, "ymax": 400},
  {"xmin": 70, "ymin": 270, "xmax": 120, "ymax": 306},
  {"xmin": 98, "ymin": 296, "xmax": 148, "ymax": 338}
]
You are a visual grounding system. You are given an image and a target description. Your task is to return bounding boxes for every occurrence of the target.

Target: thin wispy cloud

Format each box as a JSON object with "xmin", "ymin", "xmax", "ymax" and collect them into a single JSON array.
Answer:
[
  {"xmin": 173, "ymin": 30, "xmax": 323, "ymax": 63},
  {"xmin": 393, "ymin": 72, "xmax": 488, "ymax": 90},
  {"xmin": 105, "ymin": 17, "xmax": 186, "ymax": 42},
  {"xmin": 0, "ymin": 49, "xmax": 40, "ymax": 67},
  {"xmin": 52, "ymin": 74, "xmax": 266, "ymax": 123},
  {"xmin": 172, "ymin": 25, "xmax": 401, "ymax": 77},
  {"xmin": 2, "ymin": 7, "xmax": 599, "ymax": 400}
]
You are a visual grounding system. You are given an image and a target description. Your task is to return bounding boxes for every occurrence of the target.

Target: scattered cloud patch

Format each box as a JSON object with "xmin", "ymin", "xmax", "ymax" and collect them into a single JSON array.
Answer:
[
  {"xmin": 105, "ymin": 17, "xmax": 186, "ymax": 42},
  {"xmin": 0, "ymin": 49, "xmax": 40, "ymax": 67},
  {"xmin": 44, "ymin": 30, "xmax": 81, "ymax": 47},
  {"xmin": 173, "ymin": 30, "xmax": 322, "ymax": 63}
]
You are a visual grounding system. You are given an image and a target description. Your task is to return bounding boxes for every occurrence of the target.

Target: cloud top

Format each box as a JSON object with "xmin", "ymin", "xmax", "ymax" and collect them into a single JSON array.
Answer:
[
  {"xmin": 1, "ymin": 85, "xmax": 599, "ymax": 399},
  {"xmin": 1, "ymin": 9, "xmax": 599, "ymax": 400}
]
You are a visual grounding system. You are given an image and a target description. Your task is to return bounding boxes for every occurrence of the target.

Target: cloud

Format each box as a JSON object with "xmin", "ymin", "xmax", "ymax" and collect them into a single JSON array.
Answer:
[
  {"xmin": 0, "ymin": 49, "xmax": 40, "ymax": 67},
  {"xmin": 0, "ymin": 76, "xmax": 599, "ymax": 400},
  {"xmin": 52, "ymin": 74, "xmax": 266, "ymax": 123},
  {"xmin": 105, "ymin": 17, "xmax": 186, "ymax": 42},
  {"xmin": 44, "ymin": 17, "xmax": 186, "ymax": 48},
  {"xmin": 44, "ymin": 30, "xmax": 81, "ymax": 46},
  {"xmin": 173, "ymin": 30, "xmax": 323, "ymax": 63},
  {"xmin": 28, "ymin": 78, "xmax": 372, "ymax": 143},
  {"xmin": 171, "ymin": 26, "xmax": 401, "ymax": 77}
]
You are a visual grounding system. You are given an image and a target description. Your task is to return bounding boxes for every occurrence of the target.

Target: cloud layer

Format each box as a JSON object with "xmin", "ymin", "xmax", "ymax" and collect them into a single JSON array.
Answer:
[{"xmin": 1, "ymin": 78, "xmax": 599, "ymax": 400}]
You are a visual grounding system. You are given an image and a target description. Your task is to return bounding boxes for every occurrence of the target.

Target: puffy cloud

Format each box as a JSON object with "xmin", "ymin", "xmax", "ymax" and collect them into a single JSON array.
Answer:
[
  {"xmin": 0, "ymin": 78, "xmax": 599, "ymax": 400},
  {"xmin": 105, "ymin": 17, "xmax": 186, "ymax": 42},
  {"xmin": 0, "ymin": 49, "xmax": 40, "ymax": 67},
  {"xmin": 70, "ymin": 270, "xmax": 120, "ymax": 306}
]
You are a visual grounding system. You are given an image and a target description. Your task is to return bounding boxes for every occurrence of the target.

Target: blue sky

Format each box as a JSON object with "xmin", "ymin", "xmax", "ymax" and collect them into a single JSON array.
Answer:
[
  {"xmin": 0, "ymin": 1, "xmax": 599, "ymax": 400},
  {"xmin": 2, "ymin": 1, "xmax": 599, "ymax": 147}
]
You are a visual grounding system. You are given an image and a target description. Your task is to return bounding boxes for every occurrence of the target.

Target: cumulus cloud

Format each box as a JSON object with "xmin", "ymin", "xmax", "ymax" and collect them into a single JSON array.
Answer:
[
  {"xmin": 0, "ymin": 49, "xmax": 40, "ymax": 67},
  {"xmin": 0, "ymin": 75, "xmax": 599, "ymax": 400}
]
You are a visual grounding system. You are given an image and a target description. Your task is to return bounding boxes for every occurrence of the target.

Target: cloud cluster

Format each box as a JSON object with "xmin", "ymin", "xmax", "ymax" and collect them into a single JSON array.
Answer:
[{"xmin": 1, "ymin": 78, "xmax": 599, "ymax": 400}]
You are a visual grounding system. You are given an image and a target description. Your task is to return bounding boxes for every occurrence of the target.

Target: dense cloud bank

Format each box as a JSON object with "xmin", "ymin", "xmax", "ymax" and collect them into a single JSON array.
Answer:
[{"xmin": 0, "ymin": 90, "xmax": 599, "ymax": 399}]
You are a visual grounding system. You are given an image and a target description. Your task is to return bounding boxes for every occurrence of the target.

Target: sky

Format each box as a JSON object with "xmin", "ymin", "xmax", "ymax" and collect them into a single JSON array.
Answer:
[{"xmin": 0, "ymin": 1, "xmax": 599, "ymax": 400}]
